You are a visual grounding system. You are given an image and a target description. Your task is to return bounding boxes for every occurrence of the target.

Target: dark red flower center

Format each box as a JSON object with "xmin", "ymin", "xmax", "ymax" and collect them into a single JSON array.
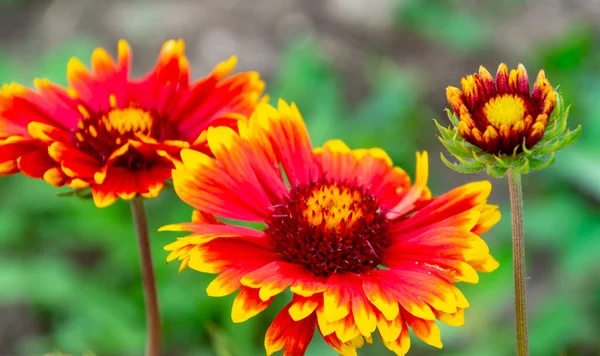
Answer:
[
  {"xmin": 266, "ymin": 180, "xmax": 391, "ymax": 277},
  {"xmin": 72, "ymin": 96, "xmax": 180, "ymax": 168}
]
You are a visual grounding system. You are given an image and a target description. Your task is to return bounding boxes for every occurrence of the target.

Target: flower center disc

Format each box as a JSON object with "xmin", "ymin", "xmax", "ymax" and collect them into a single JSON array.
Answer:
[
  {"xmin": 102, "ymin": 108, "xmax": 154, "ymax": 136},
  {"xmin": 73, "ymin": 103, "xmax": 160, "ymax": 164},
  {"xmin": 483, "ymin": 94, "xmax": 526, "ymax": 127},
  {"xmin": 266, "ymin": 181, "xmax": 390, "ymax": 277}
]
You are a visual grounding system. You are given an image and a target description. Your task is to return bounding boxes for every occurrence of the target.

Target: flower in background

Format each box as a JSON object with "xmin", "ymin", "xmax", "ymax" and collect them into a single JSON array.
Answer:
[
  {"xmin": 437, "ymin": 63, "xmax": 580, "ymax": 177},
  {"xmin": 163, "ymin": 100, "xmax": 500, "ymax": 355},
  {"xmin": 0, "ymin": 39, "xmax": 264, "ymax": 207}
]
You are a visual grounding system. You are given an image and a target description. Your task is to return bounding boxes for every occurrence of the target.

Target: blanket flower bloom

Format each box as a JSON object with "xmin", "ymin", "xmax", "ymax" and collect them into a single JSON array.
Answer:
[
  {"xmin": 436, "ymin": 63, "xmax": 580, "ymax": 177},
  {"xmin": 163, "ymin": 100, "xmax": 500, "ymax": 355},
  {"xmin": 0, "ymin": 39, "xmax": 264, "ymax": 206}
]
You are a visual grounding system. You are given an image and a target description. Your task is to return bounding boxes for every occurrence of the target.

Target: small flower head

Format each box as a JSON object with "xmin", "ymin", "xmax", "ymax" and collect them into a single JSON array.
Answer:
[
  {"xmin": 437, "ymin": 63, "xmax": 581, "ymax": 177},
  {"xmin": 163, "ymin": 100, "xmax": 500, "ymax": 355},
  {"xmin": 0, "ymin": 39, "xmax": 265, "ymax": 207}
]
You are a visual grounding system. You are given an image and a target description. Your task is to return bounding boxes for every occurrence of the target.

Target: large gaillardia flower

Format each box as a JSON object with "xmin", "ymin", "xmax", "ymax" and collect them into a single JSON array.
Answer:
[
  {"xmin": 163, "ymin": 100, "xmax": 500, "ymax": 355},
  {"xmin": 437, "ymin": 63, "xmax": 580, "ymax": 177},
  {"xmin": 0, "ymin": 39, "xmax": 264, "ymax": 206}
]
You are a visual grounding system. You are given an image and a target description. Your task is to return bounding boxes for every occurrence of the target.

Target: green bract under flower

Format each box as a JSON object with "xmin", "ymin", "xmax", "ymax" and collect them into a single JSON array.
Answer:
[{"xmin": 436, "ymin": 91, "xmax": 581, "ymax": 178}]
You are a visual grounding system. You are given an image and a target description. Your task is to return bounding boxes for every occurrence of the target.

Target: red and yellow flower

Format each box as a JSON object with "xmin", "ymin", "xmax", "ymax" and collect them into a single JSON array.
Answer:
[
  {"xmin": 163, "ymin": 100, "xmax": 500, "ymax": 355},
  {"xmin": 437, "ymin": 63, "xmax": 580, "ymax": 177},
  {"xmin": 0, "ymin": 39, "xmax": 264, "ymax": 207},
  {"xmin": 446, "ymin": 63, "xmax": 556, "ymax": 155}
]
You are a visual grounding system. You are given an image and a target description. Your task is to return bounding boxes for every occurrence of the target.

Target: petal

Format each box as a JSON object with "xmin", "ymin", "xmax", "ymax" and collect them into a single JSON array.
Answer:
[
  {"xmin": 185, "ymin": 237, "xmax": 279, "ymax": 274},
  {"xmin": 90, "ymin": 160, "xmax": 172, "ymax": 207},
  {"xmin": 333, "ymin": 312, "xmax": 362, "ymax": 343},
  {"xmin": 206, "ymin": 267, "xmax": 248, "ymax": 297},
  {"xmin": 240, "ymin": 261, "xmax": 301, "ymax": 301},
  {"xmin": 237, "ymin": 117, "xmax": 290, "ymax": 202},
  {"xmin": 27, "ymin": 121, "xmax": 72, "ymax": 143},
  {"xmin": 231, "ymin": 286, "xmax": 274, "ymax": 323},
  {"xmin": 381, "ymin": 320, "xmax": 411, "ymax": 356},
  {"xmin": 288, "ymin": 294, "xmax": 320, "ymax": 321},
  {"xmin": 289, "ymin": 276, "xmax": 328, "ymax": 297},
  {"xmin": 374, "ymin": 270, "xmax": 458, "ymax": 316},
  {"xmin": 0, "ymin": 137, "xmax": 40, "ymax": 171},
  {"xmin": 127, "ymin": 39, "xmax": 189, "ymax": 112},
  {"xmin": 48, "ymin": 141, "xmax": 99, "ymax": 178},
  {"xmin": 435, "ymin": 308, "xmax": 465, "ymax": 327},
  {"xmin": 173, "ymin": 148, "xmax": 272, "ymax": 222},
  {"xmin": 43, "ymin": 167, "xmax": 68, "ymax": 186},
  {"xmin": 478, "ymin": 65, "xmax": 496, "ymax": 97},
  {"xmin": 17, "ymin": 149, "xmax": 57, "ymax": 178},
  {"xmin": 362, "ymin": 278, "xmax": 399, "ymax": 321},
  {"xmin": 0, "ymin": 82, "xmax": 79, "ymax": 135},
  {"xmin": 515, "ymin": 63, "xmax": 530, "ymax": 96},
  {"xmin": 386, "ymin": 151, "xmax": 430, "ymax": 220},
  {"xmin": 254, "ymin": 100, "xmax": 319, "ymax": 186},
  {"xmin": 376, "ymin": 312, "xmax": 403, "ymax": 343},
  {"xmin": 392, "ymin": 180, "xmax": 492, "ymax": 233},
  {"xmin": 496, "ymin": 63, "xmax": 510, "ymax": 94},
  {"xmin": 446, "ymin": 86, "xmax": 466, "ymax": 114},
  {"xmin": 174, "ymin": 59, "xmax": 265, "ymax": 140},
  {"xmin": 403, "ymin": 312, "xmax": 443, "ymax": 348},
  {"xmin": 471, "ymin": 204, "xmax": 501, "ymax": 235},
  {"xmin": 265, "ymin": 303, "xmax": 316, "ymax": 356},
  {"xmin": 323, "ymin": 275, "xmax": 352, "ymax": 322},
  {"xmin": 350, "ymin": 285, "xmax": 377, "ymax": 337},
  {"xmin": 321, "ymin": 333, "xmax": 366, "ymax": 356},
  {"xmin": 316, "ymin": 303, "xmax": 337, "ymax": 336},
  {"xmin": 312, "ymin": 139, "xmax": 354, "ymax": 183},
  {"xmin": 0, "ymin": 160, "xmax": 18, "ymax": 175}
]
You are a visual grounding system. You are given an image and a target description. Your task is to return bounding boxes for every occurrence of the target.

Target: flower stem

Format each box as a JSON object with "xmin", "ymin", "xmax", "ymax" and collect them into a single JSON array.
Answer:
[
  {"xmin": 131, "ymin": 198, "xmax": 161, "ymax": 356},
  {"xmin": 507, "ymin": 169, "xmax": 528, "ymax": 356}
]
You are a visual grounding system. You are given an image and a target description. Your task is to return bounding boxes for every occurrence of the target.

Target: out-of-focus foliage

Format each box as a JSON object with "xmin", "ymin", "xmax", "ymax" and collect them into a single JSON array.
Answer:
[{"xmin": 0, "ymin": 1, "xmax": 599, "ymax": 355}]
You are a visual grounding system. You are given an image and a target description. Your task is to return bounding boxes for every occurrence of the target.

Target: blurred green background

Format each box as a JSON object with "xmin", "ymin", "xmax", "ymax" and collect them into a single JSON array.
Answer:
[{"xmin": 0, "ymin": 0, "xmax": 599, "ymax": 355}]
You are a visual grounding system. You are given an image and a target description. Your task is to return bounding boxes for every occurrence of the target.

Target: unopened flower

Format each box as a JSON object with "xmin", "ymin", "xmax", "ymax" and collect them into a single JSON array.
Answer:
[
  {"xmin": 0, "ymin": 39, "xmax": 264, "ymax": 206},
  {"xmin": 163, "ymin": 100, "xmax": 500, "ymax": 355},
  {"xmin": 437, "ymin": 63, "xmax": 581, "ymax": 177}
]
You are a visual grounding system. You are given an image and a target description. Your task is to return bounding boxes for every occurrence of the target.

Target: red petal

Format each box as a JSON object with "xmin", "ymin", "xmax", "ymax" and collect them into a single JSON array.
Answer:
[
  {"xmin": 231, "ymin": 286, "xmax": 273, "ymax": 323},
  {"xmin": 173, "ymin": 147, "xmax": 274, "ymax": 222},
  {"xmin": 265, "ymin": 303, "xmax": 316, "ymax": 356},
  {"xmin": 391, "ymin": 181, "xmax": 492, "ymax": 233},
  {"xmin": 18, "ymin": 149, "xmax": 57, "ymax": 178}
]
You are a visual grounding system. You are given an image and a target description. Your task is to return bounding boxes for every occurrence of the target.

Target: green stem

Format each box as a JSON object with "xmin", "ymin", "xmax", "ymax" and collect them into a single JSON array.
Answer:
[
  {"xmin": 131, "ymin": 198, "xmax": 161, "ymax": 356},
  {"xmin": 507, "ymin": 169, "xmax": 528, "ymax": 356}
]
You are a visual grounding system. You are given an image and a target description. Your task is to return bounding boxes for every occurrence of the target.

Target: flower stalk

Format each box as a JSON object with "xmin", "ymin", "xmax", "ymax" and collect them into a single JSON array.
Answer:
[
  {"xmin": 131, "ymin": 198, "xmax": 161, "ymax": 356},
  {"xmin": 508, "ymin": 169, "xmax": 528, "ymax": 356}
]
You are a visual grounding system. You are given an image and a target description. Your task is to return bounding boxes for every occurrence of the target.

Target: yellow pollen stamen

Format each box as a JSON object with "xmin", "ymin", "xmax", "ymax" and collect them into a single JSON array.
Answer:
[
  {"xmin": 303, "ymin": 185, "xmax": 363, "ymax": 231},
  {"xmin": 78, "ymin": 105, "xmax": 90, "ymax": 119},
  {"xmin": 101, "ymin": 108, "xmax": 153, "ymax": 136},
  {"xmin": 89, "ymin": 125, "xmax": 98, "ymax": 138},
  {"xmin": 116, "ymin": 137, "xmax": 122, "ymax": 145},
  {"xmin": 76, "ymin": 132, "xmax": 85, "ymax": 142},
  {"xmin": 483, "ymin": 95, "xmax": 526, "ymax": 127},
  {"xmin": 109, "ymin": 94, "xmax": 117, "ymax": 108},
  {"xmin": 77, "ymin": 120, "xmax": 84, "ymax": 129}
]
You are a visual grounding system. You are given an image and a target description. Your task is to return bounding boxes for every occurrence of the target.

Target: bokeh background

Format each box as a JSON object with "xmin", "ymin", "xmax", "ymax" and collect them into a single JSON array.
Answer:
[{"xmin": 0, "ymin": 0, "xmax": 599, "ymax": 355}]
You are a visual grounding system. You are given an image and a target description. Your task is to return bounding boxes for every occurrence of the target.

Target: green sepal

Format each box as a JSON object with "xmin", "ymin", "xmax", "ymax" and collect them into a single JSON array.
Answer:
[
  {"xmin": 440, "ymin": 152, "xmax": 485, "ymax": 173},
  {"xmin": 486, "ymin": 163, "xmax": 509, "ymax": 178},
  {"xmin": 527, "ymin": 152, "xmax": 556, "ymax": 171},
  {"xmin": 56, "ymin": 187, "xmax": 93, "ymax": 200}
]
